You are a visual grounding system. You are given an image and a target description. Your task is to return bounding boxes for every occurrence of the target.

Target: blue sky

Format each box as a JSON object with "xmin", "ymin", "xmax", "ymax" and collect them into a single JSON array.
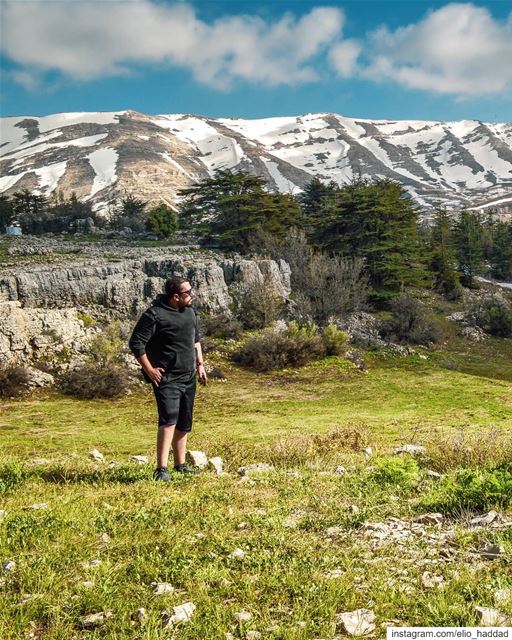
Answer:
[{"xmin": 1, "ymin": 0, "xmax": 511, "ymax": 122}]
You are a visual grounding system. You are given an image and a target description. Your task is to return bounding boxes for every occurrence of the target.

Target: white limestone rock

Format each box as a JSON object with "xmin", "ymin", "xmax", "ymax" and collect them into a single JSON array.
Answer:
[{"xmin": 337, "ymin": 609, "xmax": 376, "ymax": 636}]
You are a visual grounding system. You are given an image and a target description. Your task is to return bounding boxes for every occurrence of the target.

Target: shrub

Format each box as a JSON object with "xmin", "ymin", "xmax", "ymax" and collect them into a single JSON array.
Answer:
[
  {"xmin": 420, "ymin": 464, "xmax": 512, "ymax": 514},
  {"xmin": 89, "ymin": 321, "xmax": 125, "ymax": 366},
  {"xmin": 199, "ymin": 313, "xmax": 243, "ymax": 341},
  {"xmin": 0, "ymin": 365, "xmax": 30, "ymax": 398},
  {"xmin": 322, "ymin": 325, "xmax": 348, "ymax": 356},
  {"xmin": 232, "ymin": 321, "xmax": 325, "ymax": 371},
  {"xmin": 77, "ymin": 311, "xmax": 96, "ymax": 328},
  {"xmin": 230, "ymin": 275, "xmax": 285, "ymax": 330},
  {"xmin": 59, "ymin": 363, "xmax": 128, "ymax": 399},
  {"xmin": 468, "ymin": 295, "xmax": 512, "ymax": 337},
  {"xmin": 381, "ymin": 295, "xmax": 443, "ymax": 345},
  {"xmin": 369, "ymin": 456, "xmax": 420, "ymax": 488}
]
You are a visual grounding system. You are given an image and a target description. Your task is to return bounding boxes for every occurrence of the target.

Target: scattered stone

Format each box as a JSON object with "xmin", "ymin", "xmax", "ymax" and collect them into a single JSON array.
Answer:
[
  {"xmin": 283, "ymin": 515, "xmax": 300, "ymax": 529},
  {"xmin": 334, "ymin": 466, "xmax": 347, "ymax": 475},
  {"xmin": 226, "ymin": 633, "xmax": 235, "ymax": 640},
  {"xmin": 132, "ymin": 608, "xmax": 148, "ymax": 624},
  {"xmin": 337, "ymin": 609, "xmax": 376, "ymax": 636},
  {"xmin": 326, "ymin": 526, "xmax": 344, "ymax": 538},
  {"xmin": 186, "ymin": 450, "xmax": 208, "ymax": 469},
  {"xmin": 0, "ymin": 510, "xmax": 7, "ymax": 519},
  {"xmin": 324, "ymin": 568, "xmax": 345, "ymax": 579},
  {"xmin": 470, "ymin": 511, "xmax": 499, "ymax": 526},
  {"xmin": 253, "ymin": 509, "xmax": 267, "ymax": 516},
  {"xmin": 414, "ymin": 513, "xmax": 444, "ymax": 526},
  {"xmin": 237, "ymin": 463, "xmax": 273, "ymax": 477},
  {"xmin": 476, "ymin": 606, "xmax": 510, "ymax": 627},
  {"xmin": 23, "ymin": 503, "xmax": 48, "ymax": 510},
  {"xmin": 89, "ymin": 449, "xmax": 105, "ymax": 463},
  {"xmin": 421, "ymin": 571, "xmax": 445, "ymax": 589},
  {"xmin": 481, "ymin": 543, "xmax": 505, "ymax": 560},
  {"xmin": 246, "ymin": 632, "xmax": 262, "ymax": 640},
  {"xmin": 152, "ymin": 582, "xmax": 175, "ymax": 595},
  {"xmin": 494, "ymin": 588, "xmax": 512, "ymax": 607},
  {"xmin": 394, "ymin": 444, "xmax": 426, "ymax": 456},
  {"xmin": 79, "ymin": 581, "xmax": 94, "ymax": 589},
  {"xmin": 28, "ymin": 458, "xmax": 51, "ymax": 466},
  {"xmin": 237, "ymin": 522, "xmax": 249, "ymax": 530},
  {"xmin": 107, "ymin": 461, "xmax": 117, "ymax": 469},
  {"xmin": 131, "ymin": 455, "xmax": 148, "ymax": 465},
  {"xmin": 363, "ymin": 447, "xmax": 373, "ymax": 457},
  {"xmin": 235, "ymin": 610, "xmax": 252, "ymax": 622},
  {"xmin": 82, "ymin": 559, "xmax": 102, "ymax": 569},
  {"xmin": 2, "ymin": 560, "xmax": 16, "ymax": 574},
  {"xmin": 98, "ymin": 532, "xmax": 111, "ymax": 546},
  {"xmin": 462, "ymin": 326, "xmax": 486, "ymax": 342},
  {"xmin": 25, "ymin": 367, "xmax": 55, "ymax": 388},
  {"xmin": 349, "ymin": 504, "xmax": 360, "ymax": 515},
  {"xmin": 162, "ymin": 602, "xmax": 196, "ymax": 627},
  {"xmin": 19, "ymin": 594, "xmax": 36, "ymax": 605},
  {"xmin": 230, "ymin": 548, "xmax": 246, "ymax": 560},
  {"xmin": 208, "ymin": 456, "xmax": 224, "ymax": 475},
  {"xmin": 82, "ymin": 611, "xmax": 111, "ymax": 629},
  {"xmin": 426, "ymin": 470, "xmax": 442, "ymax": 479}
]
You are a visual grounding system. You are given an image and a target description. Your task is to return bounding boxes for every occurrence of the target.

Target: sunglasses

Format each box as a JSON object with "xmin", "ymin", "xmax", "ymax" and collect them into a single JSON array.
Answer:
[{"xmin": 179, "ymin": 288, "xmax": 194, "ymax": 296}]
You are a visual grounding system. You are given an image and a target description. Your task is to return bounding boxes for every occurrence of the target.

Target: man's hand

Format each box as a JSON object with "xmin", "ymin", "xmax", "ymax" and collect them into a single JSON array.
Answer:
[
  {"xmin": 197, "ymin": 364, "xmax": 208, "ymax": 386},
  {"xmin": 146, "ymin": 366, "xmax": 165, "ymax": 386}
]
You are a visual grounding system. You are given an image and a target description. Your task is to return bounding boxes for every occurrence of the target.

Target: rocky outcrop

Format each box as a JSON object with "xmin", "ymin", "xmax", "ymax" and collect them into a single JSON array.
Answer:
[
  {"xmin": 0, "ymin": 301, "xmax": 89, "ymax": 364},
  {"xmin": 0, "ymin": 242, "xmax": 291, "ymax": 364}
]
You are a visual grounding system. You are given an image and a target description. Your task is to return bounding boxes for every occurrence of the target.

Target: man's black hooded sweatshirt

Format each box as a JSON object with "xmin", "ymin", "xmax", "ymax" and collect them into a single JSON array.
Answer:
[{"xmin": 129, "ymin": 295, "xmax": 200, "ymax": 375}]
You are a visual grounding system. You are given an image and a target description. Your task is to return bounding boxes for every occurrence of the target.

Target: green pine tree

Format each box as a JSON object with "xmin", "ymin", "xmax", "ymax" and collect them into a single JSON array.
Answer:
[
  {"xmin": 429, "ymin": 209, "xmax": 462, "ymax": 298},
  {"xmin": 311, "ymin": 178, "xmax": 427, "ymax": 306},
  {"xmin": 490, "ymin": 221, "xmax": 512, "ymax": 281},
  {"xmin": 179, "ymin": 169, "xmax": 302, "ymax": 252},
  {"xmin": 147, "ymin": 203, "xmax": 178, "ymax": 238},
  {"xmin": 453, "ymin": 210, "xmax": 484, "ymax": 288}
]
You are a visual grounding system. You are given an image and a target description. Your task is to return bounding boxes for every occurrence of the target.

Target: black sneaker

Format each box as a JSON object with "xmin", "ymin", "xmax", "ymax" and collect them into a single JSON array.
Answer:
[
  {"xmin": 153, "ymin": 467, "xmax": 170, "ymax": 482},
  {"xmin": 174, "ymin": 463, "xmax": 201, "ymax": 475}
]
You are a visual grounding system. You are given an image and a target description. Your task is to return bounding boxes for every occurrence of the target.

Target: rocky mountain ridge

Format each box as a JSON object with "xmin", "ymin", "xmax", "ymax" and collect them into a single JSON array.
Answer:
[
  {"xmin": 0, "ymin": 238, "xmax": 290, "ymax": 364},
  {"xmin": 1, "ymin": 110, "xmax": 511, "ymax": 217}
]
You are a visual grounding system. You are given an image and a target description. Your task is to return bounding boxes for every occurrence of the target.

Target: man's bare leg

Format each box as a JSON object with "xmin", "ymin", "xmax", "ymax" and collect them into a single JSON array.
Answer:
[
  {"xmin": 156, "ymin": 423, "xmax": 175, "ymax": 468},
  {"xmin": 172, "ymin": 429, "xmax": 188, "ymax": 466}
]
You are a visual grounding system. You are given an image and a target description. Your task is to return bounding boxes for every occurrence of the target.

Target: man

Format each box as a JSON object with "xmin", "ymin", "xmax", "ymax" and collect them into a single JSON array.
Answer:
[{"xmin": 129, "ymin": 277, "xmax": 207, "ymax": 481}]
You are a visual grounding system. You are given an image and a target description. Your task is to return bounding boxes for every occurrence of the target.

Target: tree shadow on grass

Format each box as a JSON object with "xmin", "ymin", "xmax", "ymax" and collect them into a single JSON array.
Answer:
[
  {"xmin": 37, "ymin": 465, "xmax": 152, "ymax": 485},
  {"xmin": 0, "ymin": 463, "xmax": 152, "ymax": 491}
]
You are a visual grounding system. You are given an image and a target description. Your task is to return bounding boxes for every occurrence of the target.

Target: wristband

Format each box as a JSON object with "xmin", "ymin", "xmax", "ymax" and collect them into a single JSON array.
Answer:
[{"xmin": 197, "ymin": 362, "xmax": 204, "ymax": 366}]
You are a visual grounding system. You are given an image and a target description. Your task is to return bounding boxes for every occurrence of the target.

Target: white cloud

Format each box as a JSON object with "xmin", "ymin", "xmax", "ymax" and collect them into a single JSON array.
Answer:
[
  {"xmin": 363, "ymin": 3, "xmax": 512, "ymax": 97},
  {"xmin": 329, "ymin": 40, "xmax": 361, "ymax": 78},
  {"xmin": 1, "ymin": 1, "xmax": 346, "ymax": 89}
]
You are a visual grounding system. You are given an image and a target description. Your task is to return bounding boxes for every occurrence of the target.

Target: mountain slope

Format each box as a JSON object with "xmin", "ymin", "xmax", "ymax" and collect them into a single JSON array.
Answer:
[{"xmin": 1, "ymin": 110, "xmax": 511, "ymax": 215}]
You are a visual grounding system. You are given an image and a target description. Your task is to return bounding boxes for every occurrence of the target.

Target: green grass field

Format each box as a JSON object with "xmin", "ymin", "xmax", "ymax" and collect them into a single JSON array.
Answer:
[{"xmin": 1, "ymin": 341, "xmax": 511, "ymax": 638}]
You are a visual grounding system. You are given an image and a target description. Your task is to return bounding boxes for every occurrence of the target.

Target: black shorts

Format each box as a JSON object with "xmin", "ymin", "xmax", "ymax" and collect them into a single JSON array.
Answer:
[{"xmin": 152, "ymin": 371, "xmax": 196, "ymax": 432}]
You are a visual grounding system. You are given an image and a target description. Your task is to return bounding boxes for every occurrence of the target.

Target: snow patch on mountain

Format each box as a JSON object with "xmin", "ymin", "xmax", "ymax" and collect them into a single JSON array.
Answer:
[
  {"xmin": 159, "ymin": 152, "xmax": 195, "ymax": 180},
  {"xmin": 88, "ymin": 148, "xmax": 118, "ymax": 197}
]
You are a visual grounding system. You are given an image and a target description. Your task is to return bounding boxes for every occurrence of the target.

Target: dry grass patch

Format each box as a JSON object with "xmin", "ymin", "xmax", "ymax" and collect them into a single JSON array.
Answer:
[{"xmin": 424, "ymin": 426, "xmax": 512, "ymax": 472}]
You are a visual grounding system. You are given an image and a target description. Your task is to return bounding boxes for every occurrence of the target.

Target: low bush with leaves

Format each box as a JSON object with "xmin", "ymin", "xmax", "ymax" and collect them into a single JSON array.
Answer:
[
  {"xmin": 232, "ymin": 321, "xmax": 325, "ymax": 371},
  {"xmin": 468, "ymin": 294, "xmax": 512, "ymax": 338},
  {"xmin": 230, "ymin": 275, "xmax": 285, "ymax": 330},
  {"xmin": 59, "ymin": 363, "xmax": 128, "ymax": 399},
  {"xmin": 420, "ymin": 464, "xmax": 512, "ymax": 514},
  {"xmin": 322, "ymin": 324, "xmax": 348, "ymax": 356},
  {"xmin": 381, "ymin": 295, "xmax": 443, "ymax": 345},
  {"xmin": 369, "ymin": 457, "xmax": 420, "ymax": 488},
  {"xmin": 199, "ymin": 313, "xmax": 243, "ymax": 341},
  {"xmin": 0, "ymin": 365, "xmax": 30, "ymax": 398}
]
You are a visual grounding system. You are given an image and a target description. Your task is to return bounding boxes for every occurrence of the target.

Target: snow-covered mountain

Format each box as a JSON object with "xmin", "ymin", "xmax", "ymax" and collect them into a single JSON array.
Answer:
[{"xmin": 1, "ymin": 110, "xmax": 511, "ymax": 216}]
